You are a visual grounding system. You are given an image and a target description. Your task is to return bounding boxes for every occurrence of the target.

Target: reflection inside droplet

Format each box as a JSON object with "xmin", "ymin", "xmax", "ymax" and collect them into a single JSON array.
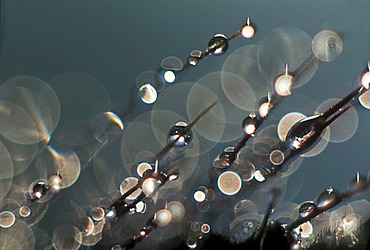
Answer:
[
  {"xmin": 90, "ymin": 207, "xmax": 105, "ymax": 221},
  {"xmin": 139, "ymin": 84, "xmax": 158, "ymax": 104}
]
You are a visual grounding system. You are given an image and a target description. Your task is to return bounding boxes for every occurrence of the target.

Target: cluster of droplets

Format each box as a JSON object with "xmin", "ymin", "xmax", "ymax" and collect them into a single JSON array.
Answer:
[
  {"xmin": 286, "ymin": 172, "xmax": 370, "ymax": 248},
  {"xmin": 138, "ymin": 17, "xmax": 256, "ymax": 105}
]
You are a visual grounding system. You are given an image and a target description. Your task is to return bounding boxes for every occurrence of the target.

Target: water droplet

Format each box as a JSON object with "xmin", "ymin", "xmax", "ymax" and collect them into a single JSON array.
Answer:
[
  {"xmin": 240, "ymin": 18, "xmax": 255, "ymax": 39},
  {"xmin": 30, "ymin": 180, "xmax": 49, "ymax": 199},
  {"xmin": 207, "ymin": 34, "xmax": 229, "ymax": 56},
  {"xmin": 139, "ymin": 84, "xmax": 158, "ymax": 104},
  {"xmin": 317, "ymin": 187, "xmax": 341, "ymax": 211},
  {"xmin": 213, "ymin": 147, "xmax": 235, "ymax": 168},
  {"xmin": 242, "ymin": 113, "xmax": 260, "ymax": 135},
  {"xmin": 298, "ymin": 202, "xmax": 317, "ymax": 218},
  {"xmin": 167, "ymin": 121, "xmax": 192, "ymax": 147},
  {"xmin": 284, "ymin": 114, "xmax": 325, "ymax": 155},
  {"xmin": 188, "ymin": 50, "xmax": 203, "ymax": 66}
]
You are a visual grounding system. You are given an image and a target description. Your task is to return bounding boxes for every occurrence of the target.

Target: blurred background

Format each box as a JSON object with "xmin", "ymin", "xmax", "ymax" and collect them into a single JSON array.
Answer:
[{"xmin": 0, "ymin": 0, "xmax": 369, "ymax": 249}]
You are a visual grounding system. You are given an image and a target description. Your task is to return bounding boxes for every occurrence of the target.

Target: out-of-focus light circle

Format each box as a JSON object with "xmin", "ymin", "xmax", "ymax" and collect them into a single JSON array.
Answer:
[
  {"xmin": 137, "ymin": 162, "xmax": 152, "ymax": 177},
  {"xmin": 241, "ymin": 25, "xmax": 255, "ymax": 39},
  {"xmin": 90, "ymin": 207, "xmax": 105, "ymax": 221},
  {"xmin": 359, "ymin": 90, "xmax": 370, "ymax": 109},
  {"xmin": 269, "ymin": 150, "xmax": 285, "ymax": 165},
  {"xmin": 194, "ymin": 190, "xmax": 206, "ymax": 203},
  {"xmin": 111, "ymin": 245, "xmax": 122, "ymax": 250},
  {"xmin": 19, "ymin": 206, "xmax": 31, "ymax": 218},
  {"xmin": 76, "ymin": 216, "xmax": 94, "ymax": 236},
  {"xmin": 139, "ymin": 84, "xmax": 158, "ymax": 104},
  {"xmin": 207, "ymin": 34, "xmax": 229, "ymax": 56},
  {"xmin": 142, "ymin": 177, "xmax": 158, "ymax": 196},
  {"xmin": 52, "ymin": 225, "xmax": 82, "ymax": 250},
  {"xmin": 163, "ymin": 71, "xmax": 176, "ymax": 83},
  {"xmin": 167, "ymin": 201, "xmax": 185, "ymax": 222},
  {"xmin": 275, "ymin": 74, "xmax": 293, "ymax": 96},
  {"xmin": 120, "ymin": 177, "xmax": 141, "ymax": 200},
  {"xmin": 361, "ymin": 71, "xmax": 370, "ymax": 89},
  {"xmin": 187, "ymin": 238, "xmax": 197, "ymax": 249},
  {"xmin": 293, "ymin": 221, "xmax": 313, "ymax": 238},
  {"xmin": 0, "ymin": 211, "xmax": 16, "ymax": 228},
  {"xmin": 312, "ymin": 30, "xmax": 343, "ymax": 62},
  {"xmin": 154, "ymin": 209, "xmax": 172, "ymax": 227},
  {"xmin": 277, "ymin": 112, "xmax": 306, "ymax": 141},
  {"xmin": 217, "ymin": 171, "xmax": 242, "ymax": 196}
]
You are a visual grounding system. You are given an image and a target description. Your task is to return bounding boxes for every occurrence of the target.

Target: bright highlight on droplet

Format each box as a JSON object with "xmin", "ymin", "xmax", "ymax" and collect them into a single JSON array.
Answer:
[
  {"xmin": 139, "ymin": 84, "xmax": 158, "ymax": 104},
  {"xmin": 194, "ymin": 190, "xmax": 206, "ymax": 203},
  {"xmin": 154, "ymin": 209, "xmax": 172, "ymax": 227},
  {"xmin": 164, "ymin": 70, "xmax": 176, "ymax": 83},
  {"xmin": 217, "ymin": 171, "xmax": 242, "ymax": 196}
]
